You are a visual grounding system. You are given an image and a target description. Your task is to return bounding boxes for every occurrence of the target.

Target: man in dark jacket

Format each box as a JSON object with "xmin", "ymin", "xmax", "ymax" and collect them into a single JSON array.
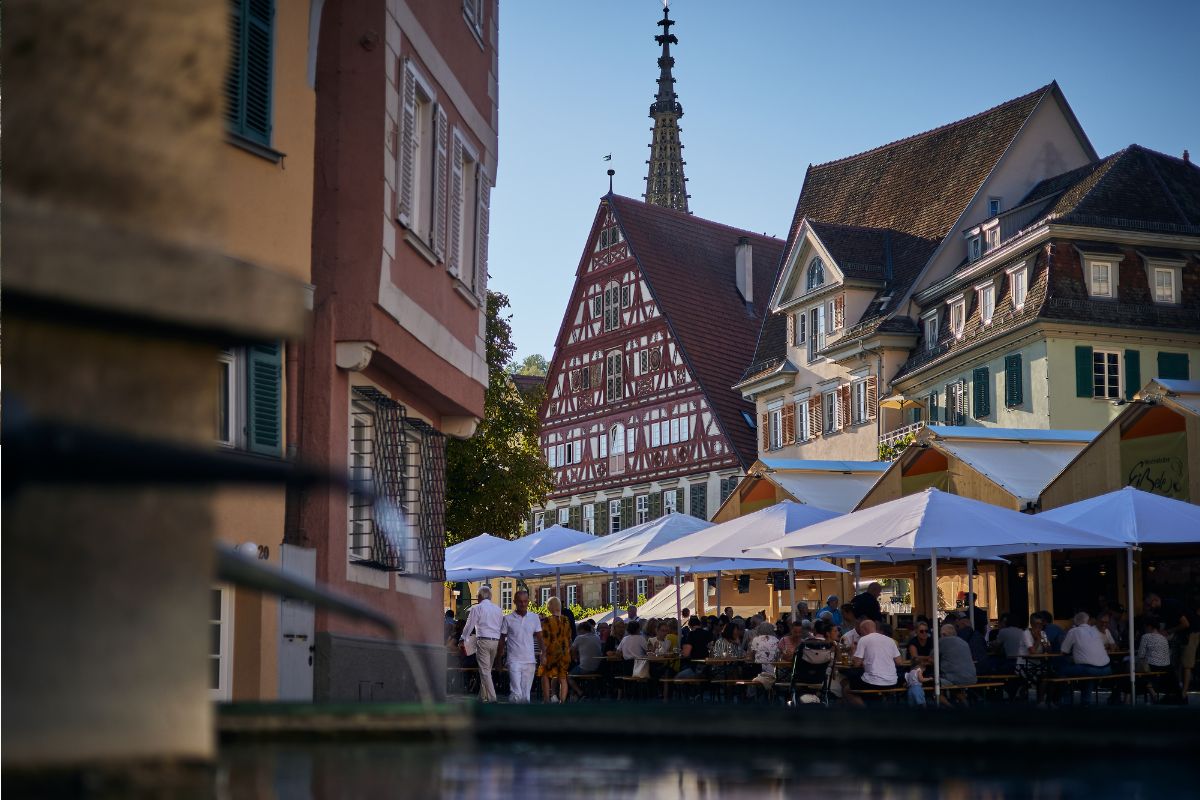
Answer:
[{"xmin": 851, "ymin": 582, "xmax": 884, "ymax": 622}]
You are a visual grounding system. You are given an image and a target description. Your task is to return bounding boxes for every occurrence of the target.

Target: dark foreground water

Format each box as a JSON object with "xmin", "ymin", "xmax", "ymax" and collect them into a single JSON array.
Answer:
[{"xmin": 218, "ymin": 739, "xmax": 1187, "ymax": 799}]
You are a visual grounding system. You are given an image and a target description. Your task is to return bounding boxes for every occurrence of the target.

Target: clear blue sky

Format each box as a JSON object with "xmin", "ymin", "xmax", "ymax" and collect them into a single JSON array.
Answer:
[{"xmin": 489, "ymin": 0, "xmax": 1199, "ymax": 364}]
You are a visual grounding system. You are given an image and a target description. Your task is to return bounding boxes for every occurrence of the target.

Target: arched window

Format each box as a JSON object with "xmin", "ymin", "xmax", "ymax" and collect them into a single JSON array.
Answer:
[
  {"xmin": 806, "ymin": 258, "xmax": 825, "ymax": 292},
  {"xmin": 605, "ymin": 349, "xmax": 623, "ymax": 403},
  {"xmin": 603, "ymin": 281, "xmax": 621, "ymax": 332},
  {"xmin": 609, "ymin": 422, "xmax": 626, "ymax": 475}
]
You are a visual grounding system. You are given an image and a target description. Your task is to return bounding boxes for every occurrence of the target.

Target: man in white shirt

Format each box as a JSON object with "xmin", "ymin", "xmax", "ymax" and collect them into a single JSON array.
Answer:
[
  {"xmin": 460, "ymin": 585, "xmax": 503, "ymax": 702},
  {"xmin": 1058, "ymin": 611, "xmax": 1111, "ymax": 704},
  {"xmin": 844, "ymin": 620, "xmax": 903, "ymax": 705},
  {"xmin": 499, "ymin": 589, "xmax": 543, "ymax": 703}
]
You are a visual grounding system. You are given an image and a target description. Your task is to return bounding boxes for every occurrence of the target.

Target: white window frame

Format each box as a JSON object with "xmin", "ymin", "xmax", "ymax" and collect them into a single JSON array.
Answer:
[
  {"xmin": 851, "ymin": 379, "xmax": 868, "ymax": 425},
  {"xmin": 967, "ymin": 235, "xmax": 983, "ymax": 263},
  {"xmin": 500, "ymin": 581, "xmax": 514, "ymax": 612},
  {"xmin": 948, "ymin": 380, "xmax": 967, "ymax": 426},
  {"xmin": 558, "ymin": 507, "xmax": 570, "ymax": 526},
  {"xmin": 1007, "ymin": 262, "xmax": 1028, "ymax": 311},
  {"xmin": 462, "ymin": 0, "xmax": 484, "ymax": 42},
  {"xmin": 807, "ymin": 305, "xmax": 825, "ymax": 363},
  {"xmin": 670, "ymin": 417, "xmax": 680, "ymax": 444},
  {"xmin": 795, "ymin": 393, "xmax": 811, "ymax": 442},
  {"xmin": 609, "ymin": 499, "xmax": 622, "ymax": 534},
  {"xmin": 603, "ymin": 282, "xmax": 621, "ymax": 333},
  {"xmin": 822, "ymin": 391, "xmax": 838, "ymax": 434},
  {"xmin": 636, "ymin": 577, "xmax": 648, "ymax": 599},
  {"xmin": 1149, "ymin": 263, "xmax": 1182, "ymax": 305},
  {"xmin": 987, "ymin": 197, "xmax": 1002, "ymax": 217},
  {"xmin": 769, "ymin": 406, "xmax": 783, "ymax": 450},
  {"xmin": 541, "ymin": 586, "xmax": 552, "ymax": 606},
  {"xmin": 922, "ymin": 312, "xmax": 939, "ymax": 352},
  {"xmin": 216, "ymin": 348, "xmax": 244, "ymax": 448},
  {"xmin": 635, "ymin": 494, "xmax": 649, "ymax": 525},
  {"xmin": 567, "ymin": 584, "xmax": 578, "ymax": 606},
  {"xmin": 806, "ymin": 257, "xmax": 825, "ymax": 292},
  {"xmin": 947, "ymin": 296, "xmax": 966, "ymax": 339},
  {"xmin": 679, "ymin": 416, "xmax": 690, "ymax": 440},
  {"xmin": 976, "ymin": 282, "xmax": 996, "ymax": 327},
  {"xmin": 582, "ymin": 503, "xmax": 595, "ymax": 534},
  {"xmin": 533, "ymin": 513, "xmax": 545, "ymax": 532},
  {"xmin": 209, "ymin": 585, "xmax": 233, "ymax": 701},
  {"xmin": 1086, "ymin": 259, "xmax": 1115, "ymax": 299},
  {"xmin": 398, "ymin": 64, "xmax": 439, "ymax": 238},
  {"xmin": 605, "ymin": 349, "xmax": 623, "ymax": 402},
  {"xmin": 664, "ymin": 490, "xmax": 677, "ymax": 514},
  {"xmin": 651, "ymin": 420, "xmax": 662, "ymax": 448},
  {"xmin": 1092, "ymin": 349, "xmax": 1122, "ymax": 400}
]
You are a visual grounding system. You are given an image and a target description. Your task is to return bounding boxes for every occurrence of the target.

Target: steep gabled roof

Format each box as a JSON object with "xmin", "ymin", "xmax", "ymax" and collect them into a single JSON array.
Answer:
[{"xmin": 607, "ymin": 194, "xmax": 785, "ymax": 467}]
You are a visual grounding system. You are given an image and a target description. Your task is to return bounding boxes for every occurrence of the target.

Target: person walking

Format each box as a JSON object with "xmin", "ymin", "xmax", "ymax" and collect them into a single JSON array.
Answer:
[
  {"xmin": 499, "ymin": 590, "xmax": 543, "ymax": 703},
  {"xmin": 538, "ymin": 597, "xmax": 571, "ymax": 704},
  {"xmin": 460, "ymin": 586, "xmax": 503, "ymax": 703}
]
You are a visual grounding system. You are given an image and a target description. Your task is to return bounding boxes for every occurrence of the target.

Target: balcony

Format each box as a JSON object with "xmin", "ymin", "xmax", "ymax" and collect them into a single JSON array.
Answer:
[{"xmin": 878, "ymin": 422, "xmax": 922, "ymax": 461}]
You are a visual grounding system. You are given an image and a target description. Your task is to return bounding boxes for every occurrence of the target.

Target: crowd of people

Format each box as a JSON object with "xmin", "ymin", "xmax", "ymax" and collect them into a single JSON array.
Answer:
[{"xmin": 446, "ymin": 583, "xmax": 1199, "ymax": 707}]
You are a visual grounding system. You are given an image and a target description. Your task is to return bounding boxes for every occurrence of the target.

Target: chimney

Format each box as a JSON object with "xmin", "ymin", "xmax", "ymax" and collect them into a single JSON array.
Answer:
[
  {"xmin": 1184, "ymin": 149, "xmax": 1191, "ymax": 164},
  {"xmin": 735, "ymin": 236, "xmax": 753, "ymax": 303}
]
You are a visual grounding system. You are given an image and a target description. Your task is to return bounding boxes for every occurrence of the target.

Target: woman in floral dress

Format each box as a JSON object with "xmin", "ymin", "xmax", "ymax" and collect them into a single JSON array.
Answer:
[{"xmin": 538, "ymin": 597, "xmax": 572, "ymax": 703}]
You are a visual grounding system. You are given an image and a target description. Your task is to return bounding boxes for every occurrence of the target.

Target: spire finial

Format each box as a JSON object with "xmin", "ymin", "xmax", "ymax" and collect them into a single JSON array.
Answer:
[
  {"xmin": 607, "ymin": 168, "xmax": 615, "ymax": 194},
  {"xmin": 644, "ymin": 1, "xmax": 690, "ymax": 213}
]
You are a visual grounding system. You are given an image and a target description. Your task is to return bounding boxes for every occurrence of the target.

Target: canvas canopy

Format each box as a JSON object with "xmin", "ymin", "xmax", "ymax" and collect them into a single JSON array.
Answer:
[{"xmin": 536, "ymin": 513, "xmax": 712, "ymax": 570}]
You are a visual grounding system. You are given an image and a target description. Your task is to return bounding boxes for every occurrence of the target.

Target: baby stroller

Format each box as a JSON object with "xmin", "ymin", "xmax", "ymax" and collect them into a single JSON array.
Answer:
[{"xmin": 787, "ymin": 639, "xmax": 836, "ymax": 706}]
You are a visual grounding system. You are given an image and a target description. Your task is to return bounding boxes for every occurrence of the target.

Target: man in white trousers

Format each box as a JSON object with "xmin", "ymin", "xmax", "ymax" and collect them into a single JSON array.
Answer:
[
  {"xmin": 499, "ymin": 589, "xmax": 543, "ymax": 703},
  {"xmin": 460, "ymin": 585, "xmax": 503, "ymax": 702}
]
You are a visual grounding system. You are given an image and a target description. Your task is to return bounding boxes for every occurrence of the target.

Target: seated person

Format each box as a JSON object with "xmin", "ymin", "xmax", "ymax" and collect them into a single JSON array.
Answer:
[
  {"xmin": 954, "ymin": 613, "xmax": 987, "ymax": 662},
  {"xmin": 1134, "ymin": 619, "xmax": 1172, "ymax": 701},
  {"xmin": 938, "ymin": 623, "xmax": 977, "ymax": 688},
  {"xmin": 1056, "ymin": 611, "xmax": 1112, "ymax": 704},
  {"xmin": 568, "ymin": 620, "xmax": 603, "ymax": 699},
  {"xmin": 779, "ymin": 622, "xmax": 805, "ymax": 661},
  {"xmin": 842, "ymin": 620, "xmax": 903, "ymax": 705},
  {"xmin": 651, "ymin": 621, "xmax": 680, "ymax": 677},
  {"xmin": 617, "ymin": 620, "xmax": 647, "ymax": 661},
  {"xmin": 979, "ymin": 613, "xmax": 1021, "ymax": 675},
  {"xmin": 839, "ymin": 606, "xmax": 861, "ymax": 652},
  {"xmin": 907, "ymin": 622, "xmax": 934, "ymax": 665},
  {"xmin": 791, "ymin": 619, "xmax": 837, "ymax": 687},
  {"xmin": 749, "ymin": 622, "xmax": 780, "ymax": 677},
  {"xmin": 673, "ymin": 616, "xmax": 714, "ymax": 679}
]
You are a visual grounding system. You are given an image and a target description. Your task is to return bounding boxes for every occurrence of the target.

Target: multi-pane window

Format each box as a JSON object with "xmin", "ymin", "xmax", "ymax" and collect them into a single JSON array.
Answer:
[
  {"xmin": 558, "ymin": 507, "xmax": 570, "ymax": 526},
  {"xmin": 533, "ymin": 513, "xmax": 545, "ymax": 532},
  {"xmin": 605, "ymin": 350, "xmax": 623, "ymax": 402},
  {"xmin": 807, "ymin": 305, "xmax": 826, "ymax": 362},
  {"xmin": 664, "ymin": 490, "xmax": 677, "ymax": 514},
  {"xmin": 636, "ymin": 578, "xmax": 648, "ymax": 599},
  {"xmin": 603, "ymin": 282, "xmax": 622, "ymax": 332},
  {"xmin": 1009, "ymin": 265, "xmax": 1028, "ymax": 310},
  {"xmin": 1088, "ymin": 261, "xmax": 1114, "ymax": 298},
  {"xmin": 984, "ymin": 226, "xmax": 1000, "ymax": 253},
  {"xmin": 851, "ymin": 380, "xmax": 869, "ymax": 425},
  {"xmin": 793, "ymin": 311, "xmax": 806, "ymax": 346},
  {"xmin": 225, "ymin": 0, "xmax": 274, "ymax": 147},
  {"xmin": 582, "ymin": 503, "xmax": 595, "ymax": 534},
  {"xmin": 500, "ymin": 581, "xmax": 513, "ymax": 612},
  {"xmin": 769, "ymin": 407, "xmax": 783, "ymax": 450},
  {"xmin": 209, "ymin": 587, "xmax": 231, "ymax": 701},
  {"xmin": 456, "ymin": 136, "xmax": 481, "ymax": 288},
  {"xmin": 217, "ymin": 344, "xmax": 282, "ymax": 454},
  {"xmin": 541, "ymin": 587, "xmax": 552, "ymax": 605},
  {"xmin": 923, "ymin": 315, "xmax": 939, "ymax": 352},
  {"xmin": 988, "ymin": 197, "xmax": 1002, "ymax": 217},
  {"xmin": 797, "ymin": 399, "xmax": 811, "ymax": 442},
  {"xmin": 978, "ymin": 284, "xmax": 996, "ymax": 326},
  {"xmin": 597, "ymin": 225, "xmax": 622, "ymax": 250},
  {"xmin": 967, "ymin": 236, "xmax": 983, "ymax": 263},
  {"xmin": 1154, "ymin": 268, "xmax": 1177, "ymax": 304},
  {"xmin": 822, "ymin": 391, "xmax": 838, "ymax": 433},
  {"xmin": 609, "ymin": 499, "xmax": 622, "ymax": 534},
  {"xmin": 635, "ymin": 495, "xmax": 649, "ymax": 525},
  {"xmin": 463, "ymin": 0, "xmax": 484, "ymax": 39},
  {"xmin": 567, "ymin": 584, "xmax": 578, "ymax": 606},
  {"xmin": 948, "ymin": 300, "xmax": 966, "ymax": 338},
  {"xmin": 1093, "ymin": 350, "xmax": 1121, "ymax": 400},
  {"xmin": 217, "ymin": 349, "xmax": 241, "ymax": 447},
  {"xmin": 806, "ymin": 258, "xmax": 825, "ymax": 291}
]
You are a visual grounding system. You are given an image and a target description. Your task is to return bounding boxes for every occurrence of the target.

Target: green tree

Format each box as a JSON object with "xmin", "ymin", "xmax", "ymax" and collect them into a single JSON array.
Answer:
[
  {"xmin": 445, "ymin": 292, "xmax": 553, "ymax": 546},
  {"xmin": 510, "ymin": 353, "xmax": 549, "ymax": 377}
]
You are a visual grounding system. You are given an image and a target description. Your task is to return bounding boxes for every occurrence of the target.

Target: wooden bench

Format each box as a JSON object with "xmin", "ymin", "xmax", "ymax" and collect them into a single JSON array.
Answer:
[
  {"xmin": 659, "ymin": 677, "xmax": 708, "ymax": 701},
  {"xmin": 614, "ymin": 675, "xmax": 653, "ymax": 700}
]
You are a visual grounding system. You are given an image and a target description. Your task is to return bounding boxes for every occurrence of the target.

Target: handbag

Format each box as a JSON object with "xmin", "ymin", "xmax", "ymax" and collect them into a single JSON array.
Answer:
[
  {"xmin": 632, "ymin": 658, "xmax": 650, "ymax": 679},
  {"xmin": 463, "ymin": 633, "xmax": 478, "ymax": 657}
]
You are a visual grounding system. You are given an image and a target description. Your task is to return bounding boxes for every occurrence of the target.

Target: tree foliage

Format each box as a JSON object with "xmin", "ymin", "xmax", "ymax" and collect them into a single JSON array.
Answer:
[
  {"xmin": 445, "ymin": 292, "xmax": 553, "ymax": 546},
  {"xmin": 510, "ymin": 353, "xmax": 549, "ymax": 377}
]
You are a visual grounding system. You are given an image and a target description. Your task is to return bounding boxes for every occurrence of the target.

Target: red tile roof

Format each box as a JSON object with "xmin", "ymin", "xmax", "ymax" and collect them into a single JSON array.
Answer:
[{"xmin": 608, "ymin": 194, "xmax": 784, "ymax": 467}]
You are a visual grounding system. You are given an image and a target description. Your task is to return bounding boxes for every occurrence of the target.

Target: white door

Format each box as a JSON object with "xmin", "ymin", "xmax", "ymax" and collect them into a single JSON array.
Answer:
[{"xmin": 278, "ymin": 545, "xmax": 316, "ymax": 701}]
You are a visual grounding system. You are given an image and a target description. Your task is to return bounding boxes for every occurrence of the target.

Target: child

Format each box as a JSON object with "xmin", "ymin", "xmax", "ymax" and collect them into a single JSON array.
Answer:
[{"xmin": 906, "ymin": 664, "xmax": 927, "ymax": 706}]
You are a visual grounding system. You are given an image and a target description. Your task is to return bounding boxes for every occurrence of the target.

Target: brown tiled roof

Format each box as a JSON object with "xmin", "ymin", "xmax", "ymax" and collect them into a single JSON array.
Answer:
[
  {"xmin": 1024, "ymin": 145, "xmax": 1200, "ymax": 233},
  {"xmin": 608, "ymin": 195, "xmax": 785, "ymax": 468},
  {"xmin": 745, "ymin": 84, "xmax": 1059, "ymax": 378}
]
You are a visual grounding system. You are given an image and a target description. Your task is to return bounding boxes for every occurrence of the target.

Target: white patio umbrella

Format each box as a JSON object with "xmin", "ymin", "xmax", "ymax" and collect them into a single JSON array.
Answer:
[
  {"xmin": 625, "ymin": 502, "xmax": 847, "ymax": 622},
  {"xmin": 743, "ymin": 488, "xmax": 1127, "ymax": 701},
  {"xmin": 1041, "ymin": 486, "xmax": 1200, "ymax": 705},
  {"xmin": 445, "ymin": 533, "xmax": 504, "ymax": 572},
  {"xmin": 447, "ymin": 525, "xmax": 595, "ymax": 584}
]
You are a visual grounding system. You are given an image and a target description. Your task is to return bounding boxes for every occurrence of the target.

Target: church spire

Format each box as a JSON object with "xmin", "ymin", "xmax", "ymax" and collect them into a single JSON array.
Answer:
[{"xmin": 643, "ymin": 1, "xmax": 689, "ymax": 213}]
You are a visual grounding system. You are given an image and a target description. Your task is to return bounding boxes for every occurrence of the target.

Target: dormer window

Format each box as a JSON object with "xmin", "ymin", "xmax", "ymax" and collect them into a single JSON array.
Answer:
[
  {"xmin": 1007, "ymin": 262, "xmax": 1028, "ymax": 310},
  {"xmin": 947, "ymin": 295, "xmax": 966, "ymax": 339},
  {"xmin": 806, "ymin": 257, "xmax": 825, "ymax": 292},
  {"xmin": 976, "ymin": 282, "xmax": 996, "ymax": 326},
  {"xmin": 922, "ymin": 312, "xmax": 939, "ymax": 352},
  {"xmin": 1086, "ymin": 260, "xmax": 1115, "ymax": 299},
  {"xmin": 984, "ymin": 223, "xmax": 1000, "ymax": 253},
  {"xmin": 1153, "ymin": 267, "xmax": 1178, "ymax": 304},
  {"xmin": 1143, "ymin": 256, "xmax": 1184, "ymax": 305},
  {"xmin": 967, "ymin": 235, "xmax": 983, "ymax": 263}
]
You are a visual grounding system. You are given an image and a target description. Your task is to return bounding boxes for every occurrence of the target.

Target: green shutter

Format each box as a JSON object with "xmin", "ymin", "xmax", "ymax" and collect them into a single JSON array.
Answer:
[
  {"xmin": 675, "ymin": 488, "xmax": 684, "ymax": 514},
  {"xmin": 621, "ymin": 497, "xmax": 634, "ymax": 530},
  {"xmin": 247, "ymin": 342, "xmax": 282, "ymax": 455},
  {"xmin": 1004, "ymin": 354, "xmax": 1023, "ymax": 408},
  {"xmin": 569, "ymin": 505, "xmax": 582, "ymax": 531},
  {"xmin": 226, "ymin": 0, "xmax": 275, "ymax": 145},
  {"xmin": 1158, "ymin": 351, "xmax": 1189, "ymax": 381},
  {"xmin": 595, "ymin": 502, "xmax": 609, "ymax": 536},
  {"xmin": 972, "ymin": 367, "xmax": 990, "ymax": 419},
  {"xmin": 648, "ymin": 492, "xmax": 662, "ymax": 520},
  {"xmin": 689, "ymin": 484, "xmax": 707, "ymax": 519},
  {"xmin": 1075, "ymin": 346, "xmax": 1094, "ymax": 398},
  {"xmin": 929, "ymin": 391, "xmax": 939, "ymax": 423},
  {"xmin": 541, "ymin": 511, "xmax": 553, "ymax": 529},
  {"xmin": 1124, "ymin": 349, "xmax": 1141, "ymax": 401}
]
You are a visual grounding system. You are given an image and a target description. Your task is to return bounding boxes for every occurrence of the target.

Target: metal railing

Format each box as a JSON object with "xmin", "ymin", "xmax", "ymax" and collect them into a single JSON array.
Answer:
[{"xmin": 879, "ymin": 422, "xmax": 923, "ymax": 453}]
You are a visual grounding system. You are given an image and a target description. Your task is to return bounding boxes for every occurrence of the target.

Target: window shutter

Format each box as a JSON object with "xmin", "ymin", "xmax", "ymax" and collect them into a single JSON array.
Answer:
[
  {"xmin": 786, "ymin": 313, "xmax": 795, "ymax": 346},
  {"xmin": 397, "ymin": 61, "xmax": 417, "ymax": 224},
  {"xmin": 1157, "ymin": 351, "xmax": 1188, "ymax": 381},
  {"xmin": 675, "ymin": 488, "xmax": 684, "ymax": 514},
  {"xmin": 649, "ymin": 492, "xmax": 662, "ymax": 520},
  {"xmin": 224, "ymin": 0, "xmax": 244, "ymax": 131},
  {"xmin": 809, "ymin": 396, "xmax": 822, "ymax": 437},
  {"xmin": 972, "ymin": 367, "xmax": 990, "ymax": 418},
  {"xmin": 761, "ymin": 412, "xmax": 769, "ymax": 451},
  {"xmin": 838, "ymin": 385, "xmax": 851, "ymax": 429},
  {"xmin": 929, "ymin": 391, "xmax": 939, "ymax": 423},
  {"xmin": 1004, "ymin": 354, "xmax": 1022, "ymax": 407},
  {"xmin": 595, "ymin": 502, "xmax": 609, "ymax": 535},
  {"xmin": 569, "ymin": 505, "xmax": 582, "ymax": 531},
  {"xmin": 246, "ymin": 341, "xmax": 282, "ymax": 455},
  {"xmin": 943, "ymin": 383, "xmax": 954, "ymax": 425},
  {"xmin": 866, "ymin": 375, "xmax": 878, "ymax": 420},
  {"xmin": 1074, "ymin": 346, "xmax": 1094, "ymax": 398},
  {"xmin": 689, "ymin": 484, "xmax": 707, "ymax": 518},
  {"xmin": 473, "ymin": 171, "xmax": 491, "ymax": 299},
  {"xmin": 241, "ymin": 0, "xmax": 274, "ymax": 145},
  {"xmin": 431, "ymin": 104, "xmax": 449, "ymax": 259},
  {"xmin": 958, "ymin": 380, "xmax": 968, "ymax": 425},
  {"xmin": 798, "ymin": 311, "xmax": 806, "ymax": 344},
  {"xmin": 781, "ymin": 402, "xmax": 795, "ymax": 444},
  {"xmin": 1122, "ymin": 349, "xmax": 1141, "ymax": 401},
  {"xmin": 447, "ymin": 133, "xmax": 464, "ymax": 277},
  {"xmin": 621, "ymin": 497, "xmax": 634, "ymax": 529},
  {"xmin": 834, "ymin": 295, "xmax": 845, "ymax": 330}
]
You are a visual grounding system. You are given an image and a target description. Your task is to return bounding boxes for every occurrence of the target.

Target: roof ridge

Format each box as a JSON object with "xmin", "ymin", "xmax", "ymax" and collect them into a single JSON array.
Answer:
[
  {"xmin": 1135, "ymin": 146, "xmax": 1195, "ymax": 226},
  {"xmin": 808, "ymin": 83, "xmax": 1054, "ymax": 171},
  {"xmin": 808, "ymin": 218, "xmax": 891, "ymax": 235},
  {"xmin": 608, "ymin": 193, "xmax": 782, "ymax": 242}
]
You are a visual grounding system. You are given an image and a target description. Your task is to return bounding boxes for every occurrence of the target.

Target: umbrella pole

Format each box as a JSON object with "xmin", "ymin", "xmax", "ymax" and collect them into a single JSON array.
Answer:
[
  {"xmin": 931, "ymin": 550, "xmax": 941, "ymax": 704},
  {"xmin": 675, "ymin": 566, "xmax": 682, "ymax": 623},
  {"xmin": 1127, "ymin": 546, "xmax": 1136, "ymax": 707},
  {"xmin": 967, "ymin": 557, "xmax": 974, "ymax": 629},
  {"xmin": 854, "ymin": 557, "xmax": 861, "ymax": 590},
  {"xmin": 788, "ymin": 558, "xmax": 797, "ymax": 624},
  {"xmin": 555, "ymin": 568, "xmax": 561, "ymax": 603},
  {"xmin": 715, "ymin": 571, "xmax": 722, "ymax": 617}
]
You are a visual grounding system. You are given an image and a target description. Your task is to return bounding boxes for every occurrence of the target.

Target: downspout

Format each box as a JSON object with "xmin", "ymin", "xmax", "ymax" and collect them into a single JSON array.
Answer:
[{"xmin": 283, "ymin": 338, "xmax": 307, "ymax": 546}]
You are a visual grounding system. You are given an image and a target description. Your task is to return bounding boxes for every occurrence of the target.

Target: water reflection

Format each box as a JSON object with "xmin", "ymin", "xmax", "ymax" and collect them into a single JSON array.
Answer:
[{"xmin": 218, "ymin": 739, "xmax": 1174, "ymax": 799}]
